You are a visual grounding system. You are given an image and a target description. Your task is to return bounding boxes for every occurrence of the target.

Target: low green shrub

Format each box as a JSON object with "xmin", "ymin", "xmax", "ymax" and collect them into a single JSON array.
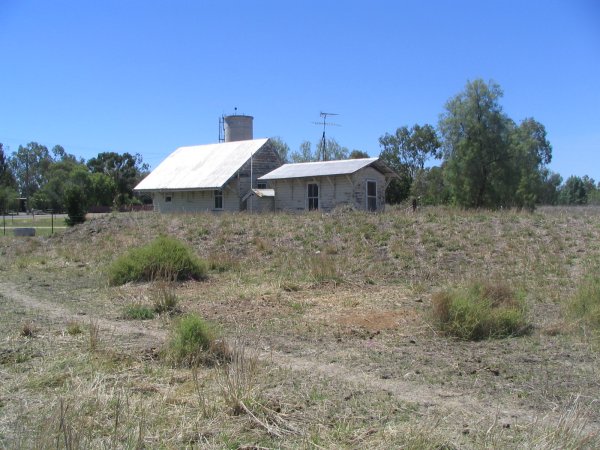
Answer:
[
  {"xmin": 569, "ymin": 273, "xmax": 600, "ymax": 336},
  {"xmin": 108, "ymin": 235, "xmax": 207, "ymax": 285},
  {"xmin": 123, "ymin": 304, "xmax": 155, "ymax": 320},
  {"xmin": 432, "ymin": 281, "xmax": 529, "ymax": 340},
  {"xmin": 165, "ymin": 313, "xmax": 225, "ymax": 367}
]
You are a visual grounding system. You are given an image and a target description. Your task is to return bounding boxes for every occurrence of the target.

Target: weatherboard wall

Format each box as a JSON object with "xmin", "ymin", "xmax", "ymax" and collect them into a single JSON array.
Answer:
[
  {"xmin": 270, "ymin": 167, "xmax": 386, "ymax": 212},
  {"xmin": 151, "ymin": 180, "xmax": 240, "ymax": 213}
]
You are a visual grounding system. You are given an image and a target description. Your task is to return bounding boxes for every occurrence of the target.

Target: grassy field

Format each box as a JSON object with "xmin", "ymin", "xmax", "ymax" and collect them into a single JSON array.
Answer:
[
  {"xmin": 0, "ymin": 206, "xmax": 599, "ymax": 448},
  {"xmin": 1, "ymin": 215, "xmax": 68, "ymax": 237}
]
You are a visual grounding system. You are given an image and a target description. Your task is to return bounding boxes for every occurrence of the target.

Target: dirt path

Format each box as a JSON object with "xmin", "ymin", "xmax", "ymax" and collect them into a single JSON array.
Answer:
[{"xmin": 0, "ymin": 281, "xmax": 552, "ymax": 427}]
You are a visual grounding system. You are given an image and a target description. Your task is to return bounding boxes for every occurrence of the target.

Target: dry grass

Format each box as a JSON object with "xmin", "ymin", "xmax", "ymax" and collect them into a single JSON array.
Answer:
[{"xmin": 1, "ymin": 206, "xmax": 599, "ymax": 448}]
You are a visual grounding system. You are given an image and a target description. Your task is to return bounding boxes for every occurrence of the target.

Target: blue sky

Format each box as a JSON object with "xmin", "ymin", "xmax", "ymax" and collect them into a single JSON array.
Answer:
[{"xmin": 1, "ymin": 0, "xmax": 599, "ymax": 181}]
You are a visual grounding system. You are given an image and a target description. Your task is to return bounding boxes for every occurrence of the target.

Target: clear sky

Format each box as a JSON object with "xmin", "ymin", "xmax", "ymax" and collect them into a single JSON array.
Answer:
[{"xmin": 1, "ymin": 0, "xmax": 599, "ymax": 181}]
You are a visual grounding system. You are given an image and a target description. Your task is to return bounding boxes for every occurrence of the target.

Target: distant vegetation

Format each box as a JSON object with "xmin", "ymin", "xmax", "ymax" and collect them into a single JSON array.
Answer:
[
  {"xmin": 107, "ymin": 235, "xmax": 207, "ymax": 285},
  {"xmin": 2, "ymin": 80, "xmax": 599, "ymax": 225},
  {"xmin": 377, "ymin": 79, "xmax": 600, "ymax": 209},
  {"xmin": 0, "ymin": 142, "xmax": 149, "ymax": 224}
]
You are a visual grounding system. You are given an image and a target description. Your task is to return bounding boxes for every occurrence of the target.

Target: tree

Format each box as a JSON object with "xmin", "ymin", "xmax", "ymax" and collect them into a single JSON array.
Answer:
[
  {"xmin": 511, "ymin": 118, "xmax": 553, "ymax": 210},
  {"xmin": 378, "ymin": 124, "xmax": 440, "ymax": 204},
  {"xmin": 290, "ymin": 141, "xmax": 314, "ymax": 163},
  {"xmin": 379, "ymin": 124, "xmax": 441, "ymax": 181},
  {"xmin": 0, "ymin": 186, "xmax": 18, "ymax": 213},
  {"xmin": 349, "ymin": 150, "xmax": 370, "ymax": 159},
  {"xmin": 87, "ymin": 152, "xmax": 148, "ymax": 206},
  {"xmin": 290, "ymin": 138, "xmax": 349, "ymax": 163},
  {"xmin": 316, "ymin": 137, "xmax": 349, "ymax": 161},
  {"xmin": 64, "ymin": 184, "xmax": 88, "ymax": 225},
  {"xmin": 0, "ymin": 143, "xmax": 16, "ymax": 188},
  {"xmin": 537, "ymin": 169, "xmax": 562, "ymax": 205},
  {"xmin": 439, "ymin": 80, "xmax": 512, "ymax": 208},
  {"xmin": 269, "ymin": 137, "xmax": 290, "ymax": 163},
  {"xmin": 411, "ymin": 166, "xmax": 451, "ymax": 205},
  {"xmin": 32, "ymin": 159, "xmax": 89, "ymax": 212},
  {"xmin": 439, "ymin": 79, "xmax": 552, "ymax": 209},
  {"xmin": 9, "ymin": 142, "xmax": 53, "ymax": 203},
  {"xmin": 88, "ymin": 172, "xmax": 117, "ymax": 207},
  {"xmin": 559, "ymin": 176, "xmax": 588, "ymax": 205}
]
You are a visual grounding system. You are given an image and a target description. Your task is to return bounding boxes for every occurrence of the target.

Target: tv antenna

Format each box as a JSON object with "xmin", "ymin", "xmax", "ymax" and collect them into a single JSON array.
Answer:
[{"xmin": 312, "ymin": 112, "xmax": 340, "ymax": 161}]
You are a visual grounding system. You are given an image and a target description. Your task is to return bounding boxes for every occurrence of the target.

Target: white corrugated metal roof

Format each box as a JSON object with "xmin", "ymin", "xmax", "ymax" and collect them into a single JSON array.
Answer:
[
  {"xmin": 135, "ymin": 138, "xmax": 269, "ymax": 191},
  {"xmin": 258, "ymin": 157, "xmax": 397, "ymax": 180},
  {"xmin": 241, "ymin": 188, "xmax": 275, "ymax": 202}
]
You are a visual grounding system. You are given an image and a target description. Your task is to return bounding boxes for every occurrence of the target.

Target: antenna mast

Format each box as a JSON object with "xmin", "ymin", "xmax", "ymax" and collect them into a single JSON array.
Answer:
[{"xmin": 313, "ymin": 112, "xmax": 340, "ymax": 161}]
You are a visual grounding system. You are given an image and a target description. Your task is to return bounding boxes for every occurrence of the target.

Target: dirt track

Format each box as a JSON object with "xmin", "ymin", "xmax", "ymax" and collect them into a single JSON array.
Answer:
[{"xmin": 0, "ymin": 281, "xmax": 556, "ymax": 429}]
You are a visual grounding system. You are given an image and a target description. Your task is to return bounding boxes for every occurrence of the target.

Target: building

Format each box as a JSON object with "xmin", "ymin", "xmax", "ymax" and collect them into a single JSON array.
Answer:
[
  {"xmin": 134, "ymin": 113, "xmax": 285, "ymax": 212},
  {"xmin": 135, "ymin": 114, "xmax": 398, "ymax": 213},
  {"xmin": 258, "ymin": 158, "xmax": 398, "ymax": 212}
]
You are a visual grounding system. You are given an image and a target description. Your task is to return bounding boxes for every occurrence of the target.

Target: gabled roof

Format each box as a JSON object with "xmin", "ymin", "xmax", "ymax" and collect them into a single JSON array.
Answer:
[
  {"xmin": 258, "ymin": 157, "xmax": 398, "ymax": 180},
  {"xmin": 241, "ymin": 188, "xmax": 275, "ymax": 202},
  {"xmin": 135, "ymin": 138, "xmax": 269, "ymax": 191}
]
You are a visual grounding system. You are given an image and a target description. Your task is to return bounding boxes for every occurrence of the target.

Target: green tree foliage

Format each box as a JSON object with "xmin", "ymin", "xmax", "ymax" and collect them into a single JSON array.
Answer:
[
  {"xmin": 411, "ymin": 166, "xmax": 450, "ymax": 205},
  {"xmin": 269, "ymin": 137, "xmax": 290, "ymax": 163},
  {"xmin": 87, "ymin": 152, "xmax": 148, "ymax": 206},
  {"xmin": 537, "ymin": 169, "xmax": 562, "ymax": 205},
  {"xmin": 64, "ymin": 183, "xmax": 89, "ymax": 226},
  {"xmin": 349, "ymin": 150, "xmax": 370, "ymax": 159},
  {"xmin": 88, "ymin": 172, "xmax": 117, "ymax": 207},
  {"xmin": 32, "ymin": 159, "xmax": 89, "ymax": 211},
  {"xmin": 0, "ymin": 186, "xmax": 18, "ymax": 213},
  {"xmin": 0, "ymin": 143, "xmax": 17, "ymax": 188},
  {"xmin": 290, "ymin": 138, "xmax": 349, "ymax": 162},
  {"xmin": 378, "ymin": 124, "xmax": 440, "ymax": 204},
  {"xmin": 439, "ymin": 79, "xmax": 552, "ymax": 209},
  {"xmin": 558, "ymin": 176, "xmax": 588, "ymax": 205},
  {"xmin": 9, "ymin": 142, "xmax": 53, "ymax": 200}
]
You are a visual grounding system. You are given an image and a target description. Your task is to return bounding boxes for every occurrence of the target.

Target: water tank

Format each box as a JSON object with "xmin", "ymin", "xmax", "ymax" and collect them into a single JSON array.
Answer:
[{"xmin": 224, "ymin": 115, "xmax": 253, "ymax": 142}]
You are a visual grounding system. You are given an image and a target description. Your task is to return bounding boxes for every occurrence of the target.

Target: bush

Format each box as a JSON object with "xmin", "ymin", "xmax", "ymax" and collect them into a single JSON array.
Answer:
[
  {"xmin": 165, "ymin": 313, "xmax": 221, "ymax": 367},
  {"xmin": 123, "ymin": 304, "xmax": 155, "ymax": 320},
  {"xmin": 432, "ymin": 281, "xmax": 529, "ymax": 340},
  {"xmin": 65, "ymin": 184, "xmax": 88, "ymax": 226},
  {"xmin": 569, "ymin": 273, "xmax": 600, "ymax": 336},
  {"xmin": 108, "ymin": 236, "xmax": 207, "ymax": 285}
]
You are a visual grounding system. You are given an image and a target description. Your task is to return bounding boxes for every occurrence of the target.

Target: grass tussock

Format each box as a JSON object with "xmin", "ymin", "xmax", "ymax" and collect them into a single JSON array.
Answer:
[
  {"xmin": 152, "ymin": 282, "xmax": 179, "ymax": 314},
  {"xmin": 107, "ymin": 235, "xmax": 207, "ymax": 285},
  {"xmin": 122, "ymin": 304, "xmax": 155, "ymax": 320},
  {"xmin": 432, "ymin": 281, "xmax": 530, "ymax": 340},
  {"xmin": 569, "ymin": 271, "xmax": 600, "ymax": 337},
  {"xmin": 165, "ymin": 313, "xmax": 228, "ymax": 367}
]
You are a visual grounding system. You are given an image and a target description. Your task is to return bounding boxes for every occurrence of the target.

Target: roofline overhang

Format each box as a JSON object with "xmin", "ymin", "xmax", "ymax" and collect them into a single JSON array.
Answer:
[
  {"xmin": 259, "ymin": 160, "xmax": 399, "ymax": 181},
  {"xmin": 134, "ymin": 186, "xmax": 225, "ymax": 193}
]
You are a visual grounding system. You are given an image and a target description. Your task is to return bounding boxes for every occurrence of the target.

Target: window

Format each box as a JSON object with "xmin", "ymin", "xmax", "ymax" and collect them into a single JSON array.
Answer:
[
  {"xmin": 366, "ymin": 180, "xmax": 377, "ymax": 211},
  {"xmin": 307, "ymin": 183, "xmax": 319, "ymax": 211},
  {"xmin": 214, "ymin": 189, "xmax": 223, "ymax": 210},
  {"xmin": 165, "ymin": 194, "xmax": 172, "ymax": 203},
  {"xmin": 257, "ymin": 181, "xmax": 267, "ymax": 189}
]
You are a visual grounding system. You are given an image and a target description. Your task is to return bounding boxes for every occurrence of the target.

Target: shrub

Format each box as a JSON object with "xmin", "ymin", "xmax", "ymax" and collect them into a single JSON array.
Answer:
[
  {"xmin": 108, "ymin": 235, "xmax": 207, "ymax": 285},
  {"xmin": 65, "ymin": 184, "xmax": 88, "ymax": 226},
  {"xmin": 165, "ymin": 313, "xmax": 223, "ymax": 367},
  {"xmin": 432, "ymin": 281, "xmax": 529, "ymax": 340},
  {"xmin": 123, "ymin": 304, "xmax": 155, "ymax": 320},
  {"xmin": 569, "ymin": 273, "xmax": 600, "ymax": 336}
]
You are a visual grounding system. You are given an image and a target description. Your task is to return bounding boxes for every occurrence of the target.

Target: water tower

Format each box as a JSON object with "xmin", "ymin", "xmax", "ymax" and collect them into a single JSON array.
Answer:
[{"xmin": 220, "ymin": 113, "xmax": 254, "ymax": 142}]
